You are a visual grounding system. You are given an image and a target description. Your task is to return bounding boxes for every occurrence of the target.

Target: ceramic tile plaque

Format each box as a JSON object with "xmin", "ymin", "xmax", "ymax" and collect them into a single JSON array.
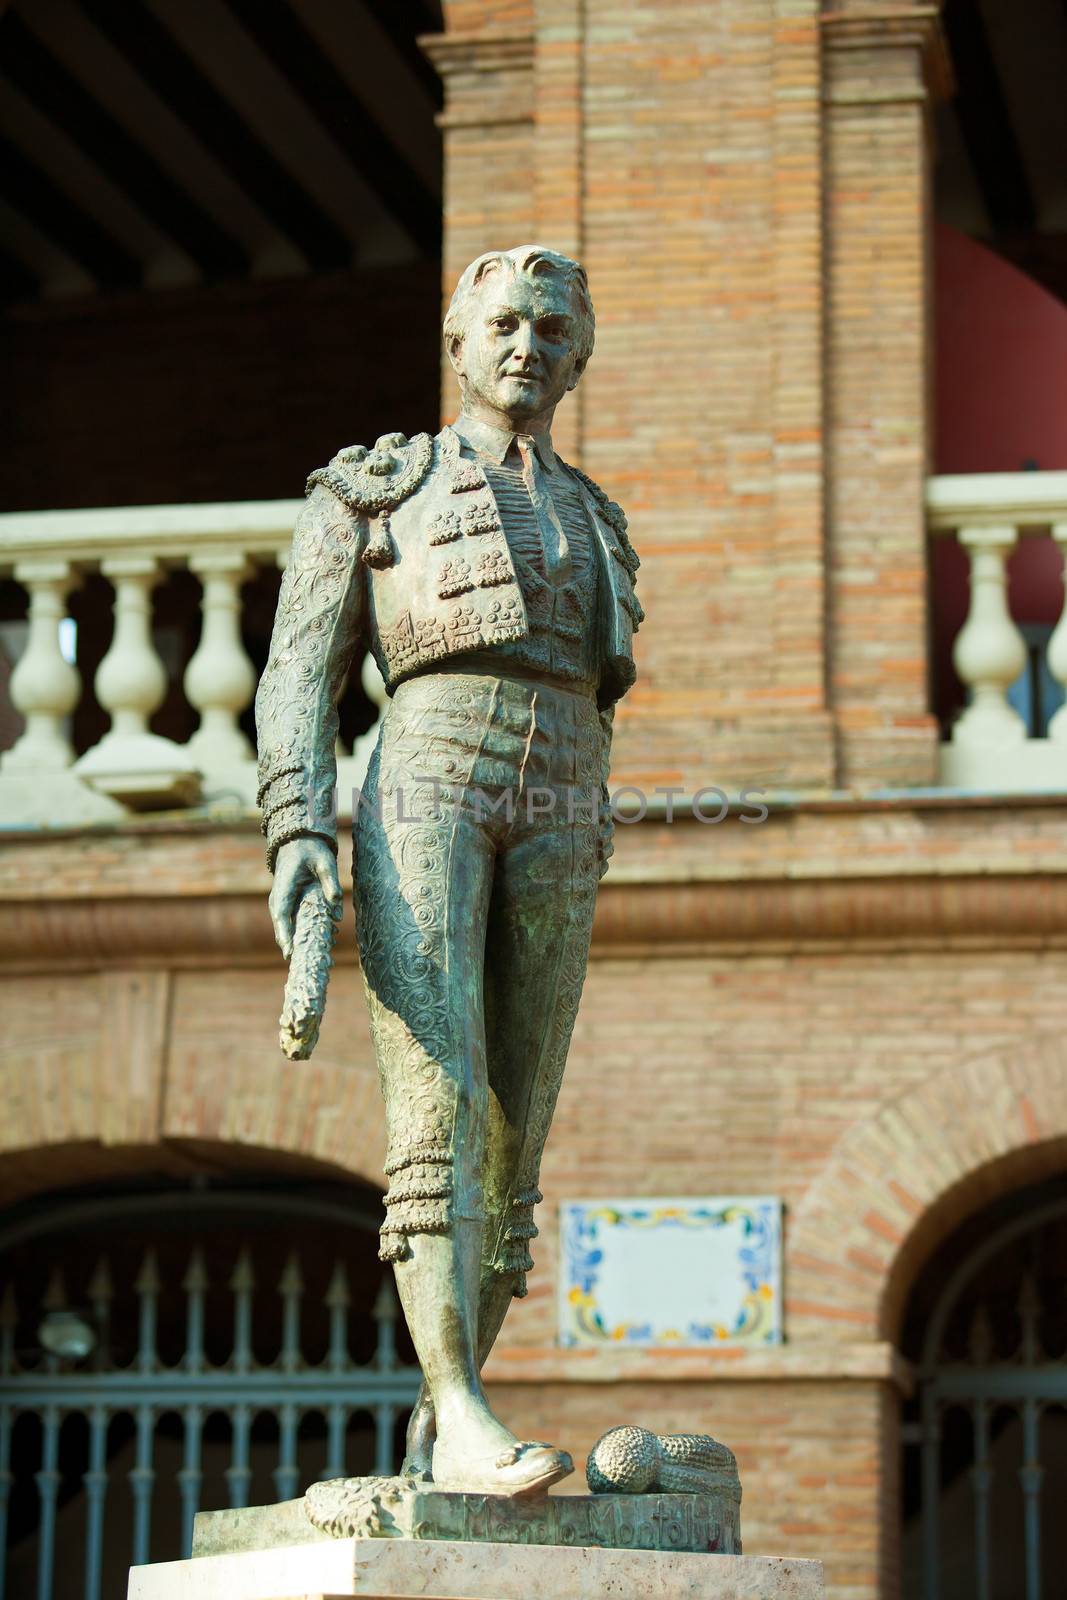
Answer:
[{"xmin": 559, "ymin": 1196, "xmax": 782, "ymax": 1348}]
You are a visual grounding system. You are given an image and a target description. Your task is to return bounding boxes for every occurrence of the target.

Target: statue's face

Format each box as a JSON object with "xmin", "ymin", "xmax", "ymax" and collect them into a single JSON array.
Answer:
[{"xmin": 450, "ymin": 274, "xmax": 584, "ymax": 428}]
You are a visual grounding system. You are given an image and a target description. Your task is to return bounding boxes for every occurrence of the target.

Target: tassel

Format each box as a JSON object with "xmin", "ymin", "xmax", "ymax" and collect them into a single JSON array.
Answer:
[{"xmin": 362, "ymin": 511, "xmax": 396, "ymax": 569}]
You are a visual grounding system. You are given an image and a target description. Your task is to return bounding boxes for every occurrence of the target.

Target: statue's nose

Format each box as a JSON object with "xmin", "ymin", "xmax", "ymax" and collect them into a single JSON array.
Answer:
[{"xmin": 511, "ymin": 324, "xmax": 536, "ymax": 361}]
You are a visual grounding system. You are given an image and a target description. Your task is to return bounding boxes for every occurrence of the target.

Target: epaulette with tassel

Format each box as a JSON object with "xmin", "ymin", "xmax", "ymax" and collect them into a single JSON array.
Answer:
[{"xmin": 307, "ymin": 432, "xmax": 434, "ymax": 570}]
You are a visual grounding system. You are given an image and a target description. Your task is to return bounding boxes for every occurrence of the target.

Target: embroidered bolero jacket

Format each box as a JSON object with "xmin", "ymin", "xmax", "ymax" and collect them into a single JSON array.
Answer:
[{"xmin": 254, "ymin": 424, "xmax": 643, "ymax": 869}]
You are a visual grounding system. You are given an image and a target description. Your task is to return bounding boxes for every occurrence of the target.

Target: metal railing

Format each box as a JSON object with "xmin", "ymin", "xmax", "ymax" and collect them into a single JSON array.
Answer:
[{"xmin": 0, "ymin": 1189, "xmax": 420, "ymax": 1600}]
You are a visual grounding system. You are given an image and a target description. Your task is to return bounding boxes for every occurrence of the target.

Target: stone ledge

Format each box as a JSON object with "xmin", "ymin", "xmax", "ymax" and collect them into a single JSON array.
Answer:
[
  {"xmin": 483, "ymin": 1341, "xmax": 913, "ymax": 1392},
  {"xmin": 129, "ymin": 1538, "xmax": 824, "ymax": 1600}
]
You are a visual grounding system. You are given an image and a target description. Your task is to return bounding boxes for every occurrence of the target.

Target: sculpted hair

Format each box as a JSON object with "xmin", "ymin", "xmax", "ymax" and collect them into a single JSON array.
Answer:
[{"xmin": 444, "ymin": 245, "xmax": 595, "ymax": 367}]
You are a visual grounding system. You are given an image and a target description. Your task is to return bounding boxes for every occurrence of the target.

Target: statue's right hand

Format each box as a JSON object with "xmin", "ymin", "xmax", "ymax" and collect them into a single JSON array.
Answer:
[{"xmin": 270, "ymin": 837, "xmax": 344, "ymax": 960}]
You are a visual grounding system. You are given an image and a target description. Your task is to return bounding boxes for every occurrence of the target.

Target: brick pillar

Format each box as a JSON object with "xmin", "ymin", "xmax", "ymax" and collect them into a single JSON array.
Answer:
[
  {"xmin": 428, "ymin": 1, "xmax": 847, "ymax": 791},
  {"xmin": 822, "ymin": 3, "xmax": 949, "ymax": 789},
  {"xmin": 424, "ymin": 5, "xmax": 537, "ymax": 419}
]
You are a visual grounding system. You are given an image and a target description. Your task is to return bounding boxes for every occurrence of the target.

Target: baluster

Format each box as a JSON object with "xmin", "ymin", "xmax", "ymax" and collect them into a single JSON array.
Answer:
[
  {"xmin": 183, "ymin": 554, "xmax": 256, "ymax": 770},
  {"xmin": 1046, "ymin": 521, "xmax": 1067, "ymax": 740},
  {"xmin": 1, "ymin": 561, "xmax": 80, "ymax": 773},
  {"xmin": 230, "ymin": 1251, "xmax": 254, "ymax": 1375},
  {"xmin": 226, "ymin": 1403, "xmax": 253, "ymax": 1510},
  {"xmin": 278, "ymin": 1254, "xmax": 303, "ymax": 1375},
  {"xmin": 135, "ymin": 1252, "xmax": 160, "ymax": 1374},
  {"xmin": 374, "ymin": 1403, "xmax": 395, "ymax": 1477},
  {"xmin": 950, "ymin": 525, "xmax": 1027, "ymax": 749},
  {"xmin": 35, "ymin": 1403, "xmax": 61, "ymax": 1600},
  {"xmin": 178, "ymin": 1404, "xmax": 204, "ymax": 1557},
  {"xmin": 373, "ymin": 1277, "xmax": 398, "ymax": 1372},
  {"xmin": 326, "ymin": 1263, "xmax": 349, "ymax": 1373},
  {"xmin": 273, "ymin": 1402, "xmax": 300, "ymax": 1503},
  {"xmin": 0, "ymin": 1404, "xmax": 12, "ymax": 1600},
  {"xmin": 130, "ymin": 1403, "xmax": 155, "ymax": 1566},
  {"xmin": 1020, "ymin": 1398, "xmax": 1043, "ymax": 1600},
  {"xmin": 74, "ymin": 557, "xmax": 198, "ymax": 807},
  {"xmin": 183, "ymin": 1251, "xmax": 208, "ymax": 1374},
  {"xmin": 971, "ymin": 1398, "xmax": 992, "ymax": 1600},
  {"xmin": 83, "ymin": 1404, "xmax": 108, "ymax": 1600},
  {"xmin": 87, "ymin": 1258, "xmax": 112, "ymax": 1372},
  {"xmin": 920, "ymin": 1387, "xmax": 941, "ymax": 1600}
]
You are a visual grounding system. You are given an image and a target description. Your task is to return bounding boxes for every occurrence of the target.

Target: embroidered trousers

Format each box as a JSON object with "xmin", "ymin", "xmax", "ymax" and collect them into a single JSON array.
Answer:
[{"xmin": 353, "ymin": 667, "xmax": 603, "ymax": 1295}]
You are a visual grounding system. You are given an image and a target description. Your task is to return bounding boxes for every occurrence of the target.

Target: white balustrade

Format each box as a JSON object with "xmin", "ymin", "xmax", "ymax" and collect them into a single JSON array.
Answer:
[
  {"xmin": 0, "ymin": 499, "xmax": 389, "ymax": 825},
  {"xmin": 927, "ymin": 471, "xmax": 1067, "ymax": 791}
]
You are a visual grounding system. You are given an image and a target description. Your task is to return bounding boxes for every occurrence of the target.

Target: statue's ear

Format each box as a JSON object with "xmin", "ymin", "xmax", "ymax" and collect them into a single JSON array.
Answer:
[
  {"xmin": 566, "ymin": 356, "xmax": 587, "ymax": 392},
  {"xmin": 446, "ymin": 333, "xmax": 465, "ymax": 375}
]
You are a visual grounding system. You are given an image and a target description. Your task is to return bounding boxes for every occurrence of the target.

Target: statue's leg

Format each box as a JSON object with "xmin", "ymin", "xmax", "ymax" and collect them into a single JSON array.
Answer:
[
  {"xmin": 355, "ymin": 674, "xmax": 573, "ymax": 1494},
  {"xmin": 480, "ymin": 685, "xmax": 602, "ymax": 1344}
]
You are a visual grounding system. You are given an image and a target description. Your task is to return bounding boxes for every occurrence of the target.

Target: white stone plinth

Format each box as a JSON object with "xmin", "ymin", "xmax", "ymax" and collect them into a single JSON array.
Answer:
[{"xmin": 128, "ymin": 1537, "xmax": 823, "ymax": 1600}]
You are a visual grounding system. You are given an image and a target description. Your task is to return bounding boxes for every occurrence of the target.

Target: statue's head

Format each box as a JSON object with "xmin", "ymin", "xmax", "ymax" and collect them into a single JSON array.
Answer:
[{"xmin": 444, "ymin": 245, "xmax": 595, "ymax": 431}]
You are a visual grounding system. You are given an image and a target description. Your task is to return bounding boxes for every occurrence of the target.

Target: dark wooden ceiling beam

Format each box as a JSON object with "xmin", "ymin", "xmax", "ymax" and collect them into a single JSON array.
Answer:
[
  {"xmin": 0, "ymin": 12, "xmax": 249, "ymax": 281},
  {"xmin": 81, "ymin": 0, "xmax": 354, "ymax": 273},
  {"xmin": 0, "ymin": 135, "xmax": 141, "ymax": 292},
  {"xmin": 370, "ymin": 0, "xmax": 446, "ymax": 108},
  {"xmin": 943, "ymin": 0, "xmax": 1036, "ymax": 235},
  {"xmin": 221, "ymin": 0, "xmax": 441, "ymax": 258},
  {"xmin": 0, "ymin": 243, "xmax": 41, "ymax": 308}
]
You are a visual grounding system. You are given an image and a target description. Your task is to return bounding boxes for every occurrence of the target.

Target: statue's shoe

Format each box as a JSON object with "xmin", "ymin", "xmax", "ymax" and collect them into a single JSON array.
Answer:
[{"xmin": 431, "ymin": 1438, "xmax": 573, "ymax": 1497}]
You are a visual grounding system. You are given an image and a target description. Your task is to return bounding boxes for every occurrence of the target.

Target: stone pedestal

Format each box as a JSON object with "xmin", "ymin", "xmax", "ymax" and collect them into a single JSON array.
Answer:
[{"xmin": 128, "ymin": 1537, "xmax": 824, "ymax": 1599}]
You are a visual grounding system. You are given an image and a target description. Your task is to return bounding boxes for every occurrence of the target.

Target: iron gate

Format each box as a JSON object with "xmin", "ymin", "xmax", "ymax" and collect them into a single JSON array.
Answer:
[
  {"xmin": 0, "ymin": 1186, "xmax": 422, "ymax": 1600},
  {"xmin": 905, "ymin": 1195, "xmax": 1067, "ymax": 1600}
]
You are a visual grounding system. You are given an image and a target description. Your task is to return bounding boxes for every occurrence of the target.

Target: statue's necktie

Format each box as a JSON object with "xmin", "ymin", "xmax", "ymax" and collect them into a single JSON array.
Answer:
[{"xmin": 516, "ymin": 434, "xmax": 571, "ymax": 582}]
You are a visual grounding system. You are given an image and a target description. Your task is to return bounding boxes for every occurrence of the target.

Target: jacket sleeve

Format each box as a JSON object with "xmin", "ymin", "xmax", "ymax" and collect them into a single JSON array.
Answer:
[{"xmin": 255, "ymin": 484, "xmax": 366, "ymax": 871}]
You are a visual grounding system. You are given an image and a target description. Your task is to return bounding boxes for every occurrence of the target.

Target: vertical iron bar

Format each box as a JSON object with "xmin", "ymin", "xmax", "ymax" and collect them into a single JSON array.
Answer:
[
  {"xmin": 230, "ymin": 1253, "xmax": 254, "ymax": 1375},
  {"xmin": 0, "ymin": 1404, "xmax": 13, "ymax": 1600},
  {"xmin": 0, "ymin": 1289, "xmax": 15, "ymax": 1600},
  {"xmin": 278, "ymin": 1255, "xmax": 303, "ymax": 1375},
  {"xmin": 87, "ymin": 1260, "xmax": 112, "ymax": 1373},
  {"xmin": 972, "ymin": 1398, "xmax": 992, "ymax": 1600},
  {"xmin": 183, "ymin": 1251, "xmax": 208, "ymax": 1374},
  {"xmin": 83, "ymin": 1404, "xmax": 108, "ymax": 1600},
  {"xmin": 324, "ymin": 1405, "xmax": 347, "ymax": 1480},
  {"xmin": 35, "ymin": 1403, "xmax": 60, "ymax": 1600},
  {"xmin": 135, "ymin": 1252, "xmax": 160, "ymax": 1375},
  {"xmin": 178, "ymin": 1405, "xmax": 204, "ymax": 1557},
  {"xmin": 373, "ymin": 1278, "xmax": 398, "ymax": 1372},
  {"xmin": 130, "ymin": 1404, "xmax": 155, "ymax": 1566},
  {"xmin": 921, "ymin": 1387, "xmax": 941, "ymax": 1600},
  {"xmin": 325, "ymin": 1263, "xmax": 349, "ymax": 1373},
  {"xmin": 226, "ymin": 1404, "xmax": 252, "ymax": 1509},
  {"xmin": 374, "ymin": 1403, "xmax": 395, "ymax": 1477},
  {"xmin": 273, "ymin": 1403, "xmax": 300, "ymax": 1502},
  {"xmin": 1020, "ymin": 1399, "xmax": 1043, "ymax": 1600}
]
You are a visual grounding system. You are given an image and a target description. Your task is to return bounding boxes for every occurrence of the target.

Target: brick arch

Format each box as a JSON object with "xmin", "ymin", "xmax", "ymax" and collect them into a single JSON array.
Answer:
[
  {"xmin": 0, "ymin": 1013, "xmax": 387, "ymax": 1209},
  {"xmin": 788, "ymin": 1036, "xmax": 1067, "ymax": 1342}
]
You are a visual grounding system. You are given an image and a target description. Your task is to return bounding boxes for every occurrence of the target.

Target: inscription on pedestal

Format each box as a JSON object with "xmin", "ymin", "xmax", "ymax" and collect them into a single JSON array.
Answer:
[{"xmin": 193, "ymin": 1486, "xmax": 741, "ymax": 1560}]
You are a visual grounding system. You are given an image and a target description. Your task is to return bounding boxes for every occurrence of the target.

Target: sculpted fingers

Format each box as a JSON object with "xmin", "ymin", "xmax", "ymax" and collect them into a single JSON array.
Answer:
[
  {"xmin": 269, "ymin": 871, "xmax": 301, "ymax": 960},
  {"xmin": 315, "ymin": 852, "xmax": 345, "ymax": 920}
]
